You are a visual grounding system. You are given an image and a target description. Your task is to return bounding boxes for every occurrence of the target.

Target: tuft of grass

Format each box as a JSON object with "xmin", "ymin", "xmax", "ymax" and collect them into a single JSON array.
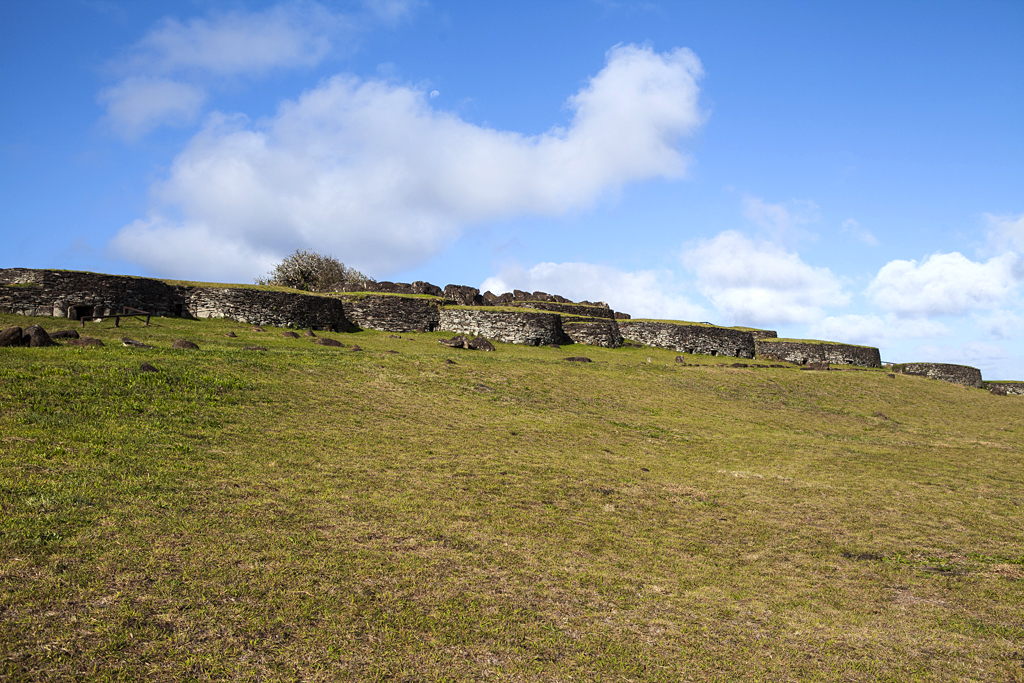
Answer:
[{"xmin": 1, "ymin": 312, "xmax": 1022, "ymax": 681}]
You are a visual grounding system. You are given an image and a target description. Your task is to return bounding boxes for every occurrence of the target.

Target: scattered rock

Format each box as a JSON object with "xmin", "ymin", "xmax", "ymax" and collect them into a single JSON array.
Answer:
[
  {"xmin": 803, "ymin": 362, "xmax": 830, "ymax": 371},
  {"xmin": 675, "ymin": 356, "xmax": 687, "ymax": 365},
  {"xmin": 24, "ymin": 325, "xmax": 56, "ymax": 347},
  {"xmin": 314, "ymin": 338, "xmax": 344, "ymax": 347},
  {"xmin": 887, "ymin": 373, "xmax": 896, "ymax": 378},
  {"xmin": 564, "ymin": 357, "xmax": 592, "ymax": 363},
  {"xmin": 439, "ymin": 335, "xmax": 471, "ymax": 349},
  {"xmin": 252, "ymin": 327, "xmax": 264, "ymax": 332},
  {"xmin": 443, "ymin": 359, "xmax": 457, "ymax": 365},
  {"xmin": 66, "ymin": 337, "xmax": 103, "ymax": 347},
  {"xmin": 49, "ymin": 329, "xmax": 80, "ymax": 340},
  {"xmin": 640, "ymin": 467, "xmax": 650, "ymax": 472},
  {"xmin": 468, "ymin": 336, "xmax": 495, "ymax": 352},
  {"xmin": 351, "ymin": 345, "xmax": 363, "ymax": 352},
  {"xmin": 121, "ymin": 337, "xmax": 154, "ymax": 349},
  {"xmin": 242, "ymin": 346, "xmax": 267, "ymax": 351},
  {"xmin": 385, "ymin": 350, "xmax": 399, "ymax": 354},
  {"xmin": 388, "ymin": 334, "xmax": 401, "ymax": 339},
  {"xmin": 171, "ymin": 339, "xmax": 199, "ymax": 350},
  {"xmin": 140, "ymin": 362, "xmax": 159, "ymax": 373},
  {"xmin": 0, "ymin": 326, "xmax": 26, "ymax": 347},
  {"xmin": 224, "ymin": 331, "xmax": 237, "ymax": 337},
  {"xmin": 730, "ymin": 362, "xmax": 749, "ymax": 368},
  {"xmin": 991, "ymin": 386, "xmax": 1008, "ymax": 396},
  {"xmin": 304, "ymin": 329, "xmax": 316, "ymax": 337},
  {"xmin": 281, "ymin": 331, "xmax": 300, "ymax": 338}
]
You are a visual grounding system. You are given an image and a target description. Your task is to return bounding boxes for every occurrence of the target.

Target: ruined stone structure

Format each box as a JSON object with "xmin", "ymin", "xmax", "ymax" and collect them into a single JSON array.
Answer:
[
  {"xmin": 438, "ymin": 308, "xmax": 565, "ymax": 346},
  {"xmin": 561, "ymin": 320, "xmax": 623, "ymax": 348},
  {"xmin": 332, "ymin": 294, "xmax": 441, "ymax": 333},
  {"xmin": 507, "ymin": 300, "xmax": 616, "ymax": 319},
  {"xmin": 984, "ymin": 381, "xmax": 1024, "ymax": 396},
  {"xmin": 754, "ymin": 339, "xmax": 881, "ymax": 367},
  {"xmin": 617, "ymin": 320, "xmax": 761, "ymax": 359},
  {"xmin": 185, "ymin": 288, "xmax": 347, "ymax": 330},
  {"xmin": 893, "ymin": 363, "xmax": 984, "ymax": 388}
]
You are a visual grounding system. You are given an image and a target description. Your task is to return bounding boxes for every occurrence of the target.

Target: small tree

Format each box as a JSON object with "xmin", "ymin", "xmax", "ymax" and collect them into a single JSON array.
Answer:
[{"xmin": 256, "ymin": 249, "xmax": 373, "ymax": 292}]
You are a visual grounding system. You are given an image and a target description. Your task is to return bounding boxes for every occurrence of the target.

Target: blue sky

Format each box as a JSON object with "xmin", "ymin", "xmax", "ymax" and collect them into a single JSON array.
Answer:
[{"xmin": 2, "ymin": 1, "xmax": 1022, "ymax": 377}]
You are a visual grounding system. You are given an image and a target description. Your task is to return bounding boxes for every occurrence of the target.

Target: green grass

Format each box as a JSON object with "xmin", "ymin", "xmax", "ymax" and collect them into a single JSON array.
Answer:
[{"xmin": 1, "ymin": 313, "xmax": 1022, "ymax": 681}]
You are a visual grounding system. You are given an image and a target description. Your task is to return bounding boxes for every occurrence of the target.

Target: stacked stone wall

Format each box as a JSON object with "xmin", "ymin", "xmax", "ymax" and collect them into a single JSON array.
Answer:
[
  {"xmin": 185, "ymin": 288, "xmax": 347, "ymax": 330},
  {"xmin": 333, "ymin": 294, "xmax": 440, "ymax": 332},
  {"xmin": 749, "ymin": 329, "xmax": 778, "ymax": 340},
  {"xmin": 755, "ymin": 340, "xmax": 881, "ymax": 367},
  {"xmin": 617, "ymin": 321, "xmax": 755, "ymax": 358},
  {"xmin": 562, "ymin": 320, "xmax": 623, "ymax": 348},
  {"xmin": 1, "ymin": 269, "xmax": 186, "ymax": 318},
  {"xmin": 507, "ymin": 300, "xmax": 616, "ymax": 319},
  {"xmin": 334, "ymin": 280, "xmax": 443, "ymax": 297},
  {"xmin": 438, "ymin": 308, "xmax": 564, "ymax": 346},
  {"xmin": 894, "ymin": 363, "xmax": 983, "ymax": 388},
  {"xmin": 984, "ymin": 381, "xmax": 1024, "ymax": 396}
]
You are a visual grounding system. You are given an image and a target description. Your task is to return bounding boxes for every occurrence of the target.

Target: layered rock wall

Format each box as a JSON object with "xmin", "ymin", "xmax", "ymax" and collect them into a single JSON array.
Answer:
[
  {"xmin": 507, "ymin": 300, "xmax": 616, "ymax": 319},
  {"xmin": 755, "ymin": 340, "xmax": 881, "ymax": 367},
  {"xmin": 333, "ymin": 294, "xmax": 441, "ymax": 332},
  {"xmin": 438, "ymin": 308, "xmax": 565, "ymax": 346},
  {"xmin": 186, "ymin": 288, "xmax": 347, "ymax": 330},
  {"xmin": 894, "ymin": 363, "xmax": 983, "ymax": 388},
  {"xmin": 985, "ymin": 381, "xmax": 1024, "ymax": 396},
  {"xmin": 617, "ymin": 320, "xmax": 756, "ymax": 358},
  {"xmin": 562, "ymin": 320, "xmax": 623, "ymax": 348}
]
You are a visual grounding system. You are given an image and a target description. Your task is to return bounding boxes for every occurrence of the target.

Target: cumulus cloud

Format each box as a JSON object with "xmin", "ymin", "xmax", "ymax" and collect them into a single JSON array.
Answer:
[
  {"xmin": 810, "ymin": 313, "xmax": 948, "ymax": 348},
  {"xmin": 97, "ymin": 77, "xmax": 207, "ymax": 140},
  {"xmin": 110, "ymin": 44, "xmax": 706, "ymax": 280},
  {"xmin": 480, "ymin": 262, "xmax": 707, "ymax": 321},
  {"xmin": 681, "ymin": 231, "xmax": 848, "ymax": 326},
  {"xmin": 866, "ymin": 251, "xmax": 1021, "ymax": 317},
  {"xmin": 741, "ymin": 196, "xmax": 819, "ymax": 243}
]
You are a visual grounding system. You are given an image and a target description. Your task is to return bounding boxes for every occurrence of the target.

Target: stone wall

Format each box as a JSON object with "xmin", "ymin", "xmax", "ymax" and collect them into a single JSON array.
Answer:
[
  {"xmin": 334, "ymin": 280, "xmax": 444, "ymax": 297},
  {"xmin": 617, "ymin": 320, "xmax": 756, "ymax": 358},
  {"xmin": 985, "ymin": 381, "xmax": 1024, "ymax": 396},
  {"xmin": 755, "ymin": 339, "xmax": 881, "ymax": 367},
  {"xmin": 562, "ymin": 320, "xmax": 623, "ymax": 348},
  {"xmin": 749, "ymin": 329, "xmax": 778, "ymax": 340},
  {"xmin": 186, "ymin": 288, "xmax": 347, "ymax": 330},
  {"xmin": 332, "ymin": 294, "xmax": 441, "ymax": 332},
  {"xmin": 507, "ymin": 300, "xmax": 616, "ymax": 320},
  {"xmin": 438, "ymin": 308, "xmax": 565, "ymax": 346},
  {"xmin": 893, "ymin": 362, "xmax": 984, "ymax": 388}
]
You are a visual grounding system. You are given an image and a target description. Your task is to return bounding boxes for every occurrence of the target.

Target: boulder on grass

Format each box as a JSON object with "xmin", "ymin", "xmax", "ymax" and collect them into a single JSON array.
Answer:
[
  {"xmin": 66, "ymin": 337, "xmax": 104, "ymax": 347},
  {"xmin": 0, "ymin": 326, "xmax": 26, "ymax": 347},
  {"xmin": 140, "ymin": 362, "xmax": 159, "ymax": 373},
  {"xmin": 171, "ymin": 339, "xmax": 200, "ymax": 350},
  {"xmin": 438, "ymin": 335, "xmax": 470, "ymax": 349},
  {"xmin": 564, "ymin": 357, "xmax": 592, "ymax": 363},
  {"xmin": 24, "ymin": 325, "xmax": 56, "ymax": 347},
  {"xmin": 49, "ymin": 329, "xmax": 80, "ymax": 340},
  {"xmin": 468, "ymin": 336, "xmax": 495, "ymax": 352},
  {"xmin": 281, "ymin": 331, "xmax": 300, "ymax": 338},
  {"xmin": 314, "ymin": 338, "xmax": 344, "ymax": 347},
  {"xmin": 304, "ymin": 329, "xmax": 316, "ymax": 337}
]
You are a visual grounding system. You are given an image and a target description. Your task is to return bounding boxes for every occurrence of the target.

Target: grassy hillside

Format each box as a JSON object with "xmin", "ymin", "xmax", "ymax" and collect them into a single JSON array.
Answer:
[{"xmin": 1, "ymin": 313, "xmax": 1022, "ymax": 682}]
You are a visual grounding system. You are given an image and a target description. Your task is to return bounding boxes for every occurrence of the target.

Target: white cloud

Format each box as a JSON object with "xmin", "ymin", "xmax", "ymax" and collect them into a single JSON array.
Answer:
[
  {"xmin": 97, "ymin": 77, "xmax": 207, "ymax": 141},
  {"xmin": 811, "ymin": 313, "xmax": 948, "ymax": 348},
  {"xmin": 741, "ymin": 196, "xmax": 819, "ymax": 243},
  {"xmin": 985, "ymin": 212, "xmax": 1024, "ymax": 252},
  {"xmin": 480, "ymin": 262, "xmax": 707, "ymax": 321},
  {"xmin": 117, "ymin": 2, "xmax": 343, "ymax": 77},
  {"xmin": 866, "ymin": 251, "xmax": 1021, "ymax": 317},
  {"xmin": 841, "ymin": 218, "xmax": 879, "ymax": 247},
  {"xmin": 975, "ymin": 309, "xmax": 1022, "ymax": 340},
  {"xmin": 681, "ymin": 231, "xmax": 848, "ymax": 326},
  {"xmin": 110, "ymin": 44, "xmax": 706, "ymax": 281}
]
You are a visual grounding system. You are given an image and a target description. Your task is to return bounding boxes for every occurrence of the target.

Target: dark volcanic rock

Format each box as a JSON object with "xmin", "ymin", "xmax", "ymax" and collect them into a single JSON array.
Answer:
[
  {"xmin": 171, "ymin": 339, "xmax": 199, "ymax": 350},
  {"xmin": 803, "ymin": 361, "xmax": 830, "ymax": 371},
  {"xmin": 252, "ymin": 327, "xmax": 264, "ymax": 332},
  {"xmin": 0, "ymin": 326, "xmax": 26, "ymax": 347},
  {"xmin": 314, "ymin": 338, "xmax": 344, "ymax": 347},
  {"xmin": 468, "ymin": 336, "xmax": 495, "ymax": 352},
  {"xmin": 444, "ymin": 284, "xmax": 483, "ymax": 306},
  {"xmin": 443, "ymin": 358, "xmax": 457, "ymax": 365},
  {"xmin": 304, "ymin": 329, "xmax": 316, "ymax": 337},
  {"xmin": 49, "ymin": 329, "xmax": 80, "ymax": 340},
  {"xmin": 140, "ymin": 362, "xmax": 159, "ymax": 373},
  {"xmin": 66, "ymin": 337, "xmax": 104, "ymax": 347},
  {"xmin": 991, "ymin": 386, "xmax": 1008, "ymax": 396},
  {"xmin": 281, "ymin": 331, "xmax": 300, "ymax": 338},
  {"xmin": 224, "ymin": 331, "xmax": 237, "ymax": 337},
  {"xmin": 675, "ymin": 356, "xmax": 687, "ymax": 364},
  {"xmin": 564, "ymin": 357, "xmax": 592, "ymax": 363},
  {"xmin": 439, "ymin": 335, "xmax": 470, "ymax": 349},
  {"xmin": 350, "ymin": 345, "xmax": 363, "ymax": 352},
  {"xmin": 24, "ymin": 325, "xmax": 56, "ymax": 347},
  {"xmin": 121, "ymin": 337, "xmax": 154, "ymax": 349}
]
